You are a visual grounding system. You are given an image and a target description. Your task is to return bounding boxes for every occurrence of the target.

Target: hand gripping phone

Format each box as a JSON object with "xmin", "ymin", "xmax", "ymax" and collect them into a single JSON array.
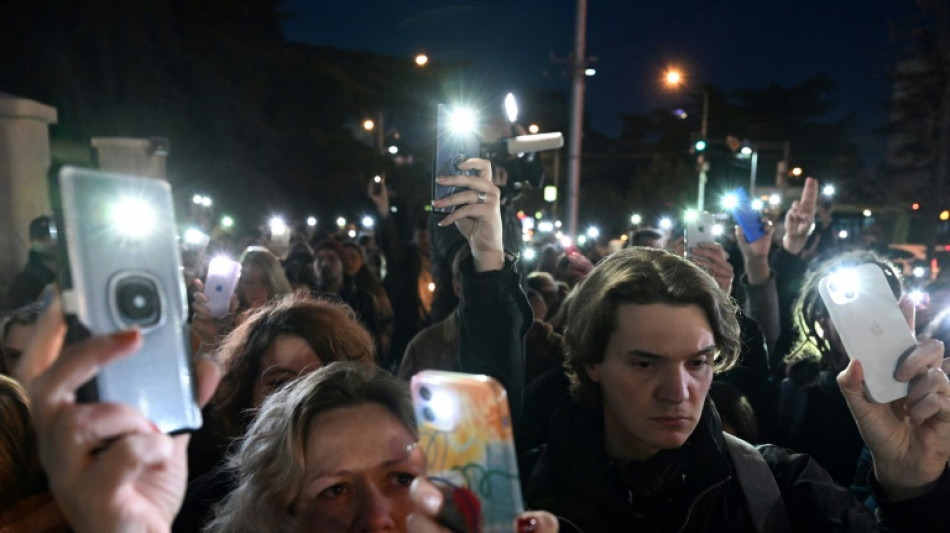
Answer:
[
  {"xmin": 433, "ymin": 104, "xmax": 480, "ymax": 213},
  {"xmin": 729, "ymin": 187, "xmax": 766, "ymax": 243},
  {"xmin": 818, "ymin": 263, "xmax": 916, "ymax": 403},
  {"xmin": 50, "ymin": 166, "xmax": 202, "ymax": 434},
  {"xmin": 411, "ymin": 371, "xmax": 523, "ymax": 533},
  {"xmin": 684, "ymin": 211, "xmax": 718, "ymax": 253},
  {"xmin": 203, "ymin": 257, "xmax": 241, "ymax": 318}
]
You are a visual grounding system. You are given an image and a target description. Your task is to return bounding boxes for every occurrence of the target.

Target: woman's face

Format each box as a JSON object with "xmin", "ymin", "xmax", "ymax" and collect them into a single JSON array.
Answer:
[
  {"xmin": 292, "ymin": 403, "xmax": 423, "ymax": 532},
  {"xmin": 252, "ymin": 334, "xmax": 323, "ymax": 407},
  {"xmin": 240, "ymin": 264, "xmax": 270, "ymax": 308},
  {"xmin": 342, "ymin": 247, "xmax": 363, "ymax": 275}
]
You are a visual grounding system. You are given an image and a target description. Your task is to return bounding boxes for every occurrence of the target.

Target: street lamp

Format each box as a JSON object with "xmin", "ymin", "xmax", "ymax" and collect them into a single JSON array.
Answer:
[
  {"xmin": 415, "ymin": 53, "xmax": 428, "ymax": 67},
  {"xmin": 664, "ymin": 67, "xmax": 709, "ymax": 211}
]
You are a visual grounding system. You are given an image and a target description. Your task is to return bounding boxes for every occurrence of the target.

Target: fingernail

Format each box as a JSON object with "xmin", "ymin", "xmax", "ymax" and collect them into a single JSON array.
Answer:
[
  {"xmin": 110, "ymin": 329, "xmax": 139, "ymax": 344},
  {"xmin": 148, "ymin": 421, "xmax": 162, "ymax": 433},
  {"xmin": 517, "ymin": 517, "xmax": 538, "ymax": 533},
  {"xmin": 435, "ymin": 176, "xmax": 445, "ymax": 182},
  {"xmin": 421, "ymin": 491, "xmax": 442, "ymax": 514}
]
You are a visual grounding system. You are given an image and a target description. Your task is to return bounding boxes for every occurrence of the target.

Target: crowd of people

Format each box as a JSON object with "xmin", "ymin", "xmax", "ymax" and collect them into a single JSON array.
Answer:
[{"xmin": 2, "ymin": 147, "xmax": 950, "ymax": 532}]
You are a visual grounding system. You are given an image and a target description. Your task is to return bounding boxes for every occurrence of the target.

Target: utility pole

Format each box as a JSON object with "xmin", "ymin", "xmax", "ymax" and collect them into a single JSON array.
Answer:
[{"xmin": 566, "ymin": 0, "xmax": 587, "ymax": 239}]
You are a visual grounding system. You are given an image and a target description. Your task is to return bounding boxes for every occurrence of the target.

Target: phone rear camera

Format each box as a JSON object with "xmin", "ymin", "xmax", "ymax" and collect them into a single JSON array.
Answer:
[
  {"xmin": 115, "ymin": 276, "xmax": 161, "ymax": 327},
  {"xmin": 215, "ymin": 284, "xmax": 224, "ymax": 292},
  {"xmin": 419, "ymin": 386, "xmax": 432, "ymax": 401},
  {"xmin": 422, "ymin": 406, "xmax": 436, "ymax": 422}
]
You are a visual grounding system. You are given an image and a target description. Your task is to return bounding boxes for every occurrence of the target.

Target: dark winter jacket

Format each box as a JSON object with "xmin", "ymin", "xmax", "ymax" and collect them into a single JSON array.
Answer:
[{"xmin": 523, "ymin": 401, "xmax": 950, "ymax": 532}]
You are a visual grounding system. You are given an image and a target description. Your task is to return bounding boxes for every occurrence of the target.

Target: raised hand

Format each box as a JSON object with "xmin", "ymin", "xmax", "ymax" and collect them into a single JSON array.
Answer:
[
  {"xmin": 782, "ymin": 177, "xmax": 818, "ymax": 255},
  {"xmin": 432, "ymin": 158, "xmax": 505, "ymax": 273}
]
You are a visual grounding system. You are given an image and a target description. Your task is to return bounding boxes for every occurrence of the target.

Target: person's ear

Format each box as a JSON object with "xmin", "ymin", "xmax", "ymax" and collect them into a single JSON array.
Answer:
[{"xmin": 585, "ymin": 364, "xmax": 602, "ymax": 383}]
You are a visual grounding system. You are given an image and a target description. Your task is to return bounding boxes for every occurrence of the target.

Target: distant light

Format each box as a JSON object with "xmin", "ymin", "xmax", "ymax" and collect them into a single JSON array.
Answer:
[
  {"xmin": 543, "ymin": 185, "xmax": 558, "ymax": 202},
  {"xmin": 913, "ymin": 266, "xmax": 927, "ymax": 279},
  {"xmin": 863, "ymin": 209, "xmax": 872, "ymax": 217},
  {"xmin": 822, "ymin": 184, "xmax": 836, "ymax": 197},
  {"xmin": 201, "ymin": 196, "xmax": 213, "ymax": 207},
  {"xmin": 535, "ymin": 211, "xmax": 543, "ymax": 220},
  {"xmin": 504, "ymin": 93, "xmax": 518, "ymax": 123},
  {"xmin": 307, "ymin": 216, "xmax": 317, "ymax": 227},
  {"xmin": 538, "ymin": 221, "xmax": 554, "ymax": 233},
  {"xmin": 751, "ymin": 199, "xmax": 764, "ymax": 211},
  {"xmin": 336, "ymin": 216, "xmax": 346, "ymax": 228},
  {"xmin": 620, "ymin": 234, "xmax": 628, "ymax": 241},
  {"xmin": 415, "ymin": 54, "xmax": 429, "ymax": 67},
  {"xmin": 586, "ymin": 226, "xmax": 600, "ymax": 239},
  {"xmin": 740, "ymin": 146, "xmax": 753, "ymax": 156},
  {"xmin": 269, "ymin": 217, "xmax": 287, "ymax": 237},
  {"xmin": 348, "ymin": 229, "xmax": 357, "ymax": 238},
  {"xmin": 838, "ymin": 230, "xmax": 849, "ymax": 239},
  {"xmin": 584, "ymin": 68, "xmax": 596, "ymax": 77},
  {"xmin": 684, "ymin": 209, "xmax": 698, "ymax": 223},
  {"xmin": 522, "ymin": 233, "xmax": 532, "ymax": 242},
  {"xmin": 560, "ymin": 235, "xmax": 573, "ymax": 248},
  {"xmin": 362, "ymin": 119, "xmax": 375, "ymax": 131},
  {"xmin": 192, "ymin": 194, "xmax": 202, "ymax": 205},
  {"xmin": 523, "ymin": 248, "xmax": 537, "ymax": 261},
  {"xmin": 554, "ymin": 220, "xmax": 562, "ymax": 228},
  {"xmin": 522, "ymin": 217, "xmax": 535, "ymax": 230},
  {"xmin": 427, "ymin": 282, "xmax": 436, "ymax": 292},
  {"xmin": 941, "ymin": 210, "xmax": 950, "ymax": 221},
  {"xmin": 577, "ymin": 235, "xmax": 588, "ymax": 245},
  {"xmin": 528, "ymin": 124, "xmax": 540, "ymax": 134},
  {"xmin": 721, "ymin": 193, "xmax": 738, "ymax": 211},
  {"xmin": 361, "ymin": 215, "xmax": 375, "ymax": 228},
  {"xmin": 658, "ymin": 217, "xmax": 673, "ymax": 230},
  {"xmin": 672, "ymin": 109, "xmax": 688, "ymax": 120},
  {"xmin": 220, "ymin": 215, "xmax": 235, "ymax": 229},
  {"xmin": 374, "ymin": 175, "xmax": 382, "ymax": 184},
  {"xmin": 909, "ymin": 289, "xmax": 927, "ymax": 305},
  {"xmin": 912, "ymin": 202, "xmax": 920, "ymax": 210},
  {"xmin": 390, "ymin": 206, "xmax": 398, "ymax": 213},
  {"xmin": 184, "ymin": 228, "xmax": 207, "ymax": 245},
  {"xmin": 665, "ymin": 69, "xmax": 682, "ymax": 86},
  {"xmin": 630, "ymin": 213, "xmax": 642, "ymax": 225},
  {"xmin": 769, "ymin": 194, "xmax": 781, "ymax": 206},
  {"xmin": 694, "ymin": 139, "xmax": 707, "ymax": 152},
  {"xmin": 388, "ymin": 145, "xmax": 399, "ymax": 154},
  {"xmin": 791, "ymin": 167, "xmax": 803, "ymax": 177}
]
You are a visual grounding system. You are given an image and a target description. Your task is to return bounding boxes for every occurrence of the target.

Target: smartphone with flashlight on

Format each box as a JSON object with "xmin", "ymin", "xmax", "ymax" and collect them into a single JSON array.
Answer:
[
  {"xmin": 818, "ymin": 263, "xmax": 917, "ymax": 404},
  {"xmin": 49, "ymin": 166, "xmax": 203, "ymax": 434},
  {"xmin": 203, "ymin": 256, "xmax": 241, "ymax": 318},
  {"xmin": 433, "ymin": 104, "xmax": 480, "ymax": 213},
  {"xmin": 729, "ymin": 187, "xmax": 766, "ymax": 243},
  {"xmin": 684, "ymin": 211, "xmax": 718, "ymax": 253},
  {"xmin": 411, "ymin": 370, "xmax": 523, "ymax": 532}
]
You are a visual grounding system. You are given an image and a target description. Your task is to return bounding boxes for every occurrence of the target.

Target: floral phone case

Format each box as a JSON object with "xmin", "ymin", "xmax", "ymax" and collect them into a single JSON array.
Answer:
[{"xmin": 410, "ymin": 371, "xmax": 524, "ymax": 533}]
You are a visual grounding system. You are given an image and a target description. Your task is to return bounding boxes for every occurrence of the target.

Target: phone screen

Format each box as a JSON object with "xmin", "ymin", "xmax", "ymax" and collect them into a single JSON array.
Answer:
[{"xmin": 432, "ymin": 104, "xmax": 480, "ymax": 213}]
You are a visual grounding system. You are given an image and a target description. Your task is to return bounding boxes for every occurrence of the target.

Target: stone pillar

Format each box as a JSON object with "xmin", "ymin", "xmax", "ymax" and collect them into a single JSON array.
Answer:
[
  {"xmin": 0, "ymin": 92, "xmax": 58, "ymax": 297},
  {"xmin": 91, "ymin": 137, "xmax": 169, "ymax": 179}
]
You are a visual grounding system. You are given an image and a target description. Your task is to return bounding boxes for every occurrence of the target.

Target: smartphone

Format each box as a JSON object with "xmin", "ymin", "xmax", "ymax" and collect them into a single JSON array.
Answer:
[
  {"xmin": 684, "ymin": 211, "xmax": 718, "ymax": 253},
  {"xmin": 433, "ymin": 104, "xmax": 480, "ymax": 213},
  {"xmin": 730, "ymin": 187, "xmax": 766, "ymax": 243},
  {"xmin": 818, "ymin": 263, "xmax": 916, "ymax": 403},
  {"xmin": 181, "ymin": 227, "xmax": 211, "ymax": 281},
  {"xmin": 411, "ymin": 370, "xmax": 523, "ymax": 533},
  {"xmin": 50, "ymin": 166, "xmax": 202, "ymax": 434},
  {"xmin": 204, "ymin": 257, "xmax": 241, "ymax": 318}
]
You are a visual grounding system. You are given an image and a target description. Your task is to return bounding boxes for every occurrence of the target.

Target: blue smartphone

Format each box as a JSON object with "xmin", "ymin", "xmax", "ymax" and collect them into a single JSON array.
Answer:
[
  {"xmin": 432, "ymin": 104, "xmax": 480, "ymax": 213},
  {"xmin": 730, "ymin": 187, "xmax": 766, "ymax": 243}
]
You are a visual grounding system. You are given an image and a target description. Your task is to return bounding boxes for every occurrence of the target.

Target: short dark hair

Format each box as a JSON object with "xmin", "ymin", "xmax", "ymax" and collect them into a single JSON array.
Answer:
[{"xmin": 563, "ymin": 247, "xmax": 741, "ymax": 407}]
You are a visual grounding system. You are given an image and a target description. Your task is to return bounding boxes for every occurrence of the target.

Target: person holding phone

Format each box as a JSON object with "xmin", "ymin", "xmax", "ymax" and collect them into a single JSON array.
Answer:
[{"xmin": 516, "ymin": 245, "xmax": 950, "ymax": 531}]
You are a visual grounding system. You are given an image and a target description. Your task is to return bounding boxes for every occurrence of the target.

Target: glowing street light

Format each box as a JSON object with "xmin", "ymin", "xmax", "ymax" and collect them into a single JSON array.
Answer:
[
  {"xmin": 306, "ymin": 216, "xmax": 317, "ymax": 227},
  {"xmin": 388, "ymin": 145, "xmax": 399, "ymax": 155},
  {"xmin": 415, "ymin": 54, "xmax": 429, "ymax": 67},
  {"xmin": 664, "ymin": 66, "xmax": 710, "ymax": 210},
  {"xmin": 630, "ymin": 213, "xmax": 642, "ymax": 225},
  {"xmin": 664, "ymin": 69, "xmax": 682, "ymax": 86},
  {"xmin": 220, "ymin": 215, "xmax": 234, "ymax": 229},
  {"xmin": 362, "ymin": 119, "xmax": 375, "ymax": 131},
  {"xmin": 822, "ymin": 184, "xmax": 836, "ymax": 197},
  {"xmin": 791, "ymin": 167, "xmax": 803, "ymax": 177},
  {"xmin": 528, "ymin": 124, "xmax": 540, "ymax": 134},
  {"xmin": 336, "ymin": 217, "xmax": 346, "ymax": 228}
]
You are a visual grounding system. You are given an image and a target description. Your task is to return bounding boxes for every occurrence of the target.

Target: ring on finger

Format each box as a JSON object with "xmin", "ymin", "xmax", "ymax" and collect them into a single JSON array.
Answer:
[{"xmin": 476, "ymin": 191, "xmax": 488, "ymax": 204}]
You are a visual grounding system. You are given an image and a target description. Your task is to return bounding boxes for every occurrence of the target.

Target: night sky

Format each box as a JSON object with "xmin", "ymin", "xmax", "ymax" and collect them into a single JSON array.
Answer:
[{"xmin": 282, "ymin": 0, "xmax": 919, "ymax": 164}]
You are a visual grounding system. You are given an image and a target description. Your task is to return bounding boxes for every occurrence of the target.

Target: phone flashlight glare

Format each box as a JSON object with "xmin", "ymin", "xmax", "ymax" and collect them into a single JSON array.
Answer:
[
  {"xmin": 448, "ymin": 107, "xmax": 478, "ymax": 136},
  {"xmin": 827, "ymin": 269, "xmax": 860, "ymax": 305},
  {"xmin": 111, "ymin": 197, "xmax": 156, "ymax": 239}
]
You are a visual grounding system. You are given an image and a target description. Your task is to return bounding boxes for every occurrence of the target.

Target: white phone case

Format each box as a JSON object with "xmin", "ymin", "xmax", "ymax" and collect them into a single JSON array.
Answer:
[
  {"xmin": 818, "ymin": 263, "xmax": 916, "ymax": 403},
  {"xmin": 685, "ymin": 211, "xmax": 717, "ymax": 250},
  {"xmin": 204, "ymin": 257, "xmax": 241, "ymax": 318}
]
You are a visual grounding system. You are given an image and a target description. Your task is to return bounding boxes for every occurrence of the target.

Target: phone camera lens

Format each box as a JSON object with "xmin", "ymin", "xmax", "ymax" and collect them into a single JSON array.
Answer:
[
  {"xmin": 115, "ymin": 276, "xmax": 161, "ymax": 327},
  {"xmin": 422, "ymin": 406, "xmax": 436, "ymax": 422},
  {"xmin": 419, "ymin": 386, "xmax": 432, "ymax": 401},
  {"xmin": 215, "ymin": 284, "xmax": 224, "ymax": 292}
]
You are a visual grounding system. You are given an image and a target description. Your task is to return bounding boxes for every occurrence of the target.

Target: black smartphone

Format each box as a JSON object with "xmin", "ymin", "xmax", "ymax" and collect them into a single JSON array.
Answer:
[
  {"xmin": 432, "ymin": 104, "xmax": 480, "ymax": 213},
  {"xmin": 50, "ymin": 166, "xmax": 202, "ymax": 434}
]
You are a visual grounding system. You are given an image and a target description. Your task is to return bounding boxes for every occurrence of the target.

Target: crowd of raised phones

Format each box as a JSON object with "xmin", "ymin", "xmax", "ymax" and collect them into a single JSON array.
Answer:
[{"xmin": 2, "ymin": 164, "xmax": 950, "ymax": 532}]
